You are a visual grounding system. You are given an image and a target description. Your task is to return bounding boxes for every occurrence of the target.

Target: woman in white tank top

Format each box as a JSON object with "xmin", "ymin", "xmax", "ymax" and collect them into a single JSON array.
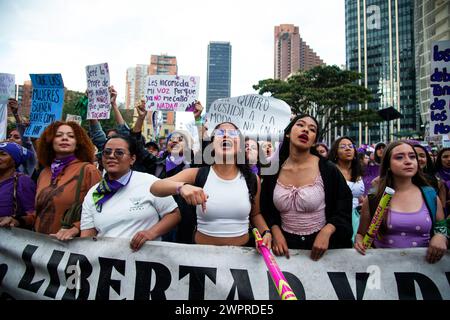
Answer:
[{"xmin": 150, "ymin": 122, "xmax": 272, "ymax": 248}]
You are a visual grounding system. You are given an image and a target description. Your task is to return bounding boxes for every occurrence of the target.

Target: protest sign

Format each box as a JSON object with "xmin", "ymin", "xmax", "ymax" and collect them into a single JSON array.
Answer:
[
  {"xmin": 66, "ymin": 114, "xmax": 82, "ymax": 125},
  {"xmin": 24, "ymin": 74, "xmax": 64, "ymax": 138},
  {"xmin": 86, "ymin": 63, "xmax": 110, "ymax": 119},
  {"xmin": 207, "ymin": 94, "xmax": 291, "ymax": 139},
  {"xmin": 145, "ymin": 75, "xmax": 199, "ymax": 112},
  {"xmin": 0, "ymin": 73, "xmax": 15, "ymax": 140},
  {"xmin": 1, "ymin": 228, "xmax": 449, "ymax": 300},
  {"xmin": 429, "ymin": 40, "xmax": 450, "ymax": 136}
]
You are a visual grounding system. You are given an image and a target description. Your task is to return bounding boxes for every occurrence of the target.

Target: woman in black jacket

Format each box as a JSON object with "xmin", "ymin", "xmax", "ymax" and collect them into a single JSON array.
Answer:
[{"xmin": 260, "ymin": 114, "xmax": 353, "ymax": 261}]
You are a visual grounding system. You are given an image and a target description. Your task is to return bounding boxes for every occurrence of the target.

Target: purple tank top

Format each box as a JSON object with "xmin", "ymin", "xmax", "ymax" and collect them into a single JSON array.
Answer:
[{"xmin": 373, "ymin": 202, "xmax": 432, "ymax": 248}]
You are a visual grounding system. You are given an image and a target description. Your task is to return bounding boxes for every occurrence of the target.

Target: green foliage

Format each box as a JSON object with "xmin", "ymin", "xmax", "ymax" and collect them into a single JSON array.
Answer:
[{"xmin": 253, "ymin": 65, "xmax": 376, "ymax": 140}]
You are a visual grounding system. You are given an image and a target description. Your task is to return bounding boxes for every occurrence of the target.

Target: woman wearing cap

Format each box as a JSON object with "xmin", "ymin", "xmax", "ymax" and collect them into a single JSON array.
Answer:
[
  {"xmin": 0, "ymin": 142, "xmax": 36, "ymax": 228},
  {"xmin": 34, "ymin": 121, "xmax": 101, "ymax": 240},
  {"xmin": 150, "ymin": 122, "xmax": 272, "ymax": 248}
]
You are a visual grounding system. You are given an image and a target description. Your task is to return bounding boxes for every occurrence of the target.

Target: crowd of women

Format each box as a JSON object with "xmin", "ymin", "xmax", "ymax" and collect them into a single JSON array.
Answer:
[{"xmin": 0, "ymin": 87, "xmax": 448, "ymax": 265}]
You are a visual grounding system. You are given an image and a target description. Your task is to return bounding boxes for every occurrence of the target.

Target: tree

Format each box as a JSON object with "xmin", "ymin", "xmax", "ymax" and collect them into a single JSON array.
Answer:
[
  {"xmin": 62, "ymin": 89, "xmax": 134, "ymax": 132},
  {"xmin": 253, "ymin": 65, "xmax": 379, "ymax": 141}
]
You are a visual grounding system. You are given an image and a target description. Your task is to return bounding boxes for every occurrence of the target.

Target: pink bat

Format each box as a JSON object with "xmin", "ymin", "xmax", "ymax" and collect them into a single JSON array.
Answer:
[{"xmin": 252, "ymin": 228, "xmax": 297, "ymax": 300}]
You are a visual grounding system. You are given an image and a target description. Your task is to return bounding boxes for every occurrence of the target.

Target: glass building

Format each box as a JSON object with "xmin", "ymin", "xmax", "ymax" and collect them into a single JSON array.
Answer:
[
  {"xmin": 206, "ymin": 42, "xmax": 232, "ymax": 112},
  {"xmin": 345, "ymin": 0, "xmax": 418, "ymax": 145}
]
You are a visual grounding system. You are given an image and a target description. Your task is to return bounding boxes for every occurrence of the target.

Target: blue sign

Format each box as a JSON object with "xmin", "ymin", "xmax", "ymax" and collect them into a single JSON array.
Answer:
[{"xmin": 24, "ymin": 74, "xmax": 64, "ymax": 138}]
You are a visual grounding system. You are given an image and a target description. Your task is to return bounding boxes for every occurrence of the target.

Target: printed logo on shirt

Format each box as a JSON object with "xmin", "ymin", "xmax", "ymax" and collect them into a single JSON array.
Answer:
[{"xmin": 129, "ymin": 197, "xmax": 145, "ymax": 212}]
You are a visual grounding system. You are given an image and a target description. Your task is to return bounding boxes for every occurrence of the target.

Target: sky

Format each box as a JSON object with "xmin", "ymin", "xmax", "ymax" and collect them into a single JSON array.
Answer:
[{"xmin": 0, "ymin": 0, "xmax": 345, "ymax": 107}]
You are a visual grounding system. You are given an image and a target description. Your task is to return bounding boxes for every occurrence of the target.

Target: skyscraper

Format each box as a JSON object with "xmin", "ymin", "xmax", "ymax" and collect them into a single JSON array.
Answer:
[
  {"xmin": 274, "ymin": 24, "xmax": 324, "ymax": 80},
  {"xmin": 206, "ymin": 41, "xmax": 232, "ymax": 112},
  {"xmin": 125, "ymin": 64, "xmax": 148, "ymax": 110},
  {"xmin": 414, "ymin": 0, "xmax": 450, "ymax": 133},
  {"xmin": 345, "ymin": 0, "xmax": 417, "ymax": 144}
]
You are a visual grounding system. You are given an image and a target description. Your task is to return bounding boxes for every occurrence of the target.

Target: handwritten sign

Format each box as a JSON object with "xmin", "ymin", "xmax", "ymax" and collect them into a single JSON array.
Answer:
[
  {"xmin": 66, "ymin": 114, "xmax": 82, "ymax": 125},
  {"xmin": 0, "ymin": 73, "xmax": 15, "ymax": 140},
  {"xmin": 86, "ymin": 63, "xmax": 110, "ymax": 119},
  {"xmin": 145, "ymin": 75, "xmax": 199, "ymax": 112},
  {"xmin": 207, "ymin": 94, "xmax": 292, "ymax": 139},
  {"xmin": 429, "ymin": 41, "xmax": 450, "ymax": 136},
  {"xmin": 24, "ymin": 74, "xmax": 64, "ymax": 138}
]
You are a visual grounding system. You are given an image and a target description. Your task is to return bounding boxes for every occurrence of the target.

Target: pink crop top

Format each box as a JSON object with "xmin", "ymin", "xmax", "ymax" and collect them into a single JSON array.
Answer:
[{"xmin": 273, "ymin": 174, "xmax": 326, "ymax": 235}]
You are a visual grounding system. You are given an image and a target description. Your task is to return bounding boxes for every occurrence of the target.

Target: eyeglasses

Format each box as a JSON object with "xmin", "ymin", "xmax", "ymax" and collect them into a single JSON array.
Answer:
[
  {"xmin": 214, "ymin": 129, "xmax": 240, "ymax": 137},
  {"xmin": 169, "ymin": 135, "xmax": 184, "ymax": 143},
  {"xmin": 102, "ymin": 148, "xmax": 130, "ymax": 158},
  {"xmin": 339, "ymin": 144, "xmax": 355, "ymax": 150}
]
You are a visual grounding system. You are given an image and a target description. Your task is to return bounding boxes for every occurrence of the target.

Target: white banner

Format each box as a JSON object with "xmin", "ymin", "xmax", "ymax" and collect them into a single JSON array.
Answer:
[
  {"xmin": 206, "ymin": 94, "xmax": 291, "ymax": 139},
  {"xmin": 429, "ymin": 40, "xmax": 450, "ymax": 136},
  {"xmin": 0, "ymin": 228, "xmax": 449, "ymax": 300},
  {"xmin": 86, "ymin": 63, "xmax": 111, "ymax": 119},
  {"xmin": 144, "ymin": 75, "xmax": 200, "ymax": 112},
  {"xmin": 0, "ymin": 73, "xmax": 15, "ymax": 140}
]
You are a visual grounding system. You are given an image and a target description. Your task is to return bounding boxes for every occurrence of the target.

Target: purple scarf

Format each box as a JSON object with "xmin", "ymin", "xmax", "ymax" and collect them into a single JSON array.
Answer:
[
  {"xmin": 166, "ymin": 155, "xmax": 185, "ymax": 173},
  {"xmin": 438, "ymin": 168, "xmax": 450, "ymax": 189},
  {"xmin": 50, "ymin": 155, "xmax": 77, "ymax": 182},
  {"xmin": 92, "ymin": 172, "xmax": 133, "ymax": 212},
  {"xmin": 250, "ymin": 164, "xmax": 259, "ymax": 175}
]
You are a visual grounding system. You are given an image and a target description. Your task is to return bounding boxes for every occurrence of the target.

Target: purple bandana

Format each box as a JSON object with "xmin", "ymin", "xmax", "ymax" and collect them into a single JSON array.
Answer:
[
  {"xmin": 166, "ymin": 155, "xmax": 185, "ymax": 172},
  {"xmin": 50, "ymin": 155, "xmax": 77, "ymax": 182},
  {"xmin": 250, "ymin": 164, "xmax": 259, "ymax": 175},
  {"xmin": 92, "ymin": 172, "xmax": 133, "ymax": 212}
]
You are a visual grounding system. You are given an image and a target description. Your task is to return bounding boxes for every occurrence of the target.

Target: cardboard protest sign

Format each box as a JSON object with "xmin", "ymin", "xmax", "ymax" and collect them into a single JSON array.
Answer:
[
  {"xmin": 24, "ymin": 74, "xmax": 64, "ymax": 138},
  {"xmin": 66, "ymin": 114, "xmax": 82, "ymax": 125},
  {"xmin": 86, "ymin": 63, "xmax": 110, "ymax": 119},
  {"xmin": 429, "ymin": 40, "xmax": 450, "ymax": 136},
  {"xmin": 145, "ymin": 75, "xmax": 199, "ymax": 112},
  {"xmin": 0, "ymin": 73, "xmax": 15, "ymax": 140},
  {"xmin": 207, "ymin": 94, "xmax": 291, "ymax": 139}
]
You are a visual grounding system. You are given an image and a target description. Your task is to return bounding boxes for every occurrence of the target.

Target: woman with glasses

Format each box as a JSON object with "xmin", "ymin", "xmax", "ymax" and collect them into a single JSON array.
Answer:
[
  {"xmin": 150, "ymin": 122, "xmax": 272, "ymax": 248},
  {"xmin": 328, "ymin": 136, "xmax": 364, "ymax": 243},
  {"xmin": 260, "ymin": 115, "xmax": 353, "ymax": 260},
  {"xmin": 80, "ymin": 135, "xmax": 180, "ymax": 251},
  {"xmin": 34, "ymin": 121, "xmax": 101, "ymax": 240},
  {"xmin": 154, "ymin": 130, "xmax": 195, "ymax": 179}
]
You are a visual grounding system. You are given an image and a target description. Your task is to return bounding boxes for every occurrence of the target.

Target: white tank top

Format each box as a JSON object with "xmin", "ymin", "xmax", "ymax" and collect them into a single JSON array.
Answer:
[{"xmin": 196, "ymin": 167, "xmax": 251, "ymax": 237}]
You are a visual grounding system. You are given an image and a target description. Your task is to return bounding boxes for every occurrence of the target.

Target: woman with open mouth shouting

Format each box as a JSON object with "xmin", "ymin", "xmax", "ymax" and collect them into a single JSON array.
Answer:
[
  {"xmin": 150, "ymin": 122, "xmax": 272, "ymax": 248},
  {"xmin": 260, "ymin": 114, "xmax": 353, "ymax": 261}
]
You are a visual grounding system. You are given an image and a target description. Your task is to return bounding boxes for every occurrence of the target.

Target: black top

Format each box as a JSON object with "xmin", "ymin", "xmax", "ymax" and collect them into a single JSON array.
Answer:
[{"xmin": 260, "ymin": 157, "xmax": 353, "ymax": 248}]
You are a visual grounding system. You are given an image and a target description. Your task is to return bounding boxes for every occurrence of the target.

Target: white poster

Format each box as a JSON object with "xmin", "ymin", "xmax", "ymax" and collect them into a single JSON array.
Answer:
[
  {"xmin": 0, "ymin": 73, "xmax": 15, "ymax": 140},
  {"xmin": 86, "ymin": 63, "xmax": 111, "ymax": 119},
  {"xmin": 144, "ymin": 75, "xmax": 200, "ymax": 112},
  {"xmin": 66, "ymin": 114, "xmax": 82, "ymax": 125},
  {"xmin": 1, "ymin": 228, "xmax": 449, "ymax": 300},
  {"xmin": 207, "ymin": 94, "xmax": 291, "ymax": 139},
  {"xmin": 429, "ymin": 40, "xmax": 450, "ymax": 136}
]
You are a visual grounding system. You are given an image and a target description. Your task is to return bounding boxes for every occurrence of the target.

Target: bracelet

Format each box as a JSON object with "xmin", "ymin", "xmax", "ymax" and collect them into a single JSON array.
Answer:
[
  {"xmin": 262, "ymin": 229, "xmax": 271, "ymax": 237},
  {"xmin": 176, "ymin": 183, "xmax": 187, "ymax": 195}
]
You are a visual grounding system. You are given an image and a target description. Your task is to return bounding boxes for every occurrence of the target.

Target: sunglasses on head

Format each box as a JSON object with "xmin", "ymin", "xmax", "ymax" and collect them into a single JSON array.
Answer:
[
  {"xmin": 102, "ymin": 148, "xmax": 130, "ymax": 158},
  {"xmin": 169, "ymin": 135, "xmax": 184, "ymax": 143}
]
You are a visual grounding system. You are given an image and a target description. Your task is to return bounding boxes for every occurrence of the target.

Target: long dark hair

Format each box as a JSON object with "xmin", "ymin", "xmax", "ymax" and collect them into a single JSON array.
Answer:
[
  {"xmin": 211, "ymin": 122, "xmax": 257, "ymax": 204},
  {"xmin": 413, "ymin": 144, "xmax": 435, "ymax": 176},
  {"xmin": 371, "ymin": 141, "xmax": 429, "ymax": 235},
  {"xmin": 434, "ymin": 147, "xmax": 450, "ymax": 173},
  {"xmin": 278, "ymin": 114, "xmax": 321, "ymax": 169},
  {"xmin": 328, "ymin": 136, "xmax": 362, "ymax": 182}
]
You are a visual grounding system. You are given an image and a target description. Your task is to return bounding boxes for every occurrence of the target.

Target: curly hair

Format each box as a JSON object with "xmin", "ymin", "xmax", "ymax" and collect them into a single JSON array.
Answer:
[{"xmin": 37, "ymin": 121, "xmax": 96, "ymax": 166}]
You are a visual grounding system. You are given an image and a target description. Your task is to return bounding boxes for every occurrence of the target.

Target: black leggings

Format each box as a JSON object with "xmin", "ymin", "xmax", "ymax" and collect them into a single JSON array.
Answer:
[{"xmin": 282, "ymin": 229, "xmax": 319, "ymax": 250}]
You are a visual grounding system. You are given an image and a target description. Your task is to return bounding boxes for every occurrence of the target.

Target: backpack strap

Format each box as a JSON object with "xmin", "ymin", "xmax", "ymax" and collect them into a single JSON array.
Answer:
[
  {"xmin": 420, "ymin": 186, "xmax": 437, "ymax": 224},
  {"xmin": 194, "ymin": 166, "xmax": 211, "ymax": 188},
  {"xmin": 74, "ymin": 163, "xmax": 88, "ymax": 203}
]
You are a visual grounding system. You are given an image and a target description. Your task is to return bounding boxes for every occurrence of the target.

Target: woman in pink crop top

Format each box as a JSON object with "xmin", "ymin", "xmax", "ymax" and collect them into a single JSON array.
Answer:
[
  {"xmin": 260, "ymin": 114, "xmax": 353, "ymax": 261},
  {"xmin": 355, "ymin": 141, "xmax": 447, "ymax": 264}
]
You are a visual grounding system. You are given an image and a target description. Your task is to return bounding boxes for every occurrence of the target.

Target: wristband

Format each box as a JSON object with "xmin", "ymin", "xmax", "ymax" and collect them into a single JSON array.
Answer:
[
  {"xmin": 176, "ymin": 183, "xmax": 187, "ymax": 195},
  {"xmin": 262, "ymin": 229, "xmax": 271, "ymax": 237}
]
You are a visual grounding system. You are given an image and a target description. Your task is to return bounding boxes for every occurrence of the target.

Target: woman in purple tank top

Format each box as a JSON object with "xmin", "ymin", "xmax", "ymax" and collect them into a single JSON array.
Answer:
[{"xmin": 355, "ymin": 141, "xmax": 448, "ymax": 264}]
